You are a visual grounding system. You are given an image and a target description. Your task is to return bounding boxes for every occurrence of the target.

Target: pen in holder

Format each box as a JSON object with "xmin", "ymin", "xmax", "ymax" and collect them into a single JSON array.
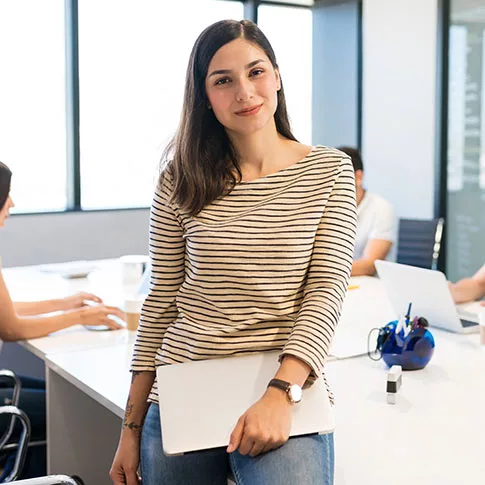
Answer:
[{"xmin": 368, "ymin": 302, "xmax": 435, "ymax": 370}]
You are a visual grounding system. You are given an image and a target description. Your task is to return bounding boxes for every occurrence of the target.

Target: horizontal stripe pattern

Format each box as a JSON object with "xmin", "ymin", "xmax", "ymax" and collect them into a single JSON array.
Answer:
[{"xmin": 130, "ymin": 146, "xmax": 357, "ymax": 404}]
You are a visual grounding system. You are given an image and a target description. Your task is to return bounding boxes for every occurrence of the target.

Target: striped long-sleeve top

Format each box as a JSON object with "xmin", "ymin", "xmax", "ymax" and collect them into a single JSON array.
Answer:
[{"xmin": 131, "ymin": 145, "xmax": 357, "ymax": 403}]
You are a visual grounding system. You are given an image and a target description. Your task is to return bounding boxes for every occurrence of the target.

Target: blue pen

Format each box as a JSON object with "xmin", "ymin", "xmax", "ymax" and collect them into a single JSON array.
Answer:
[{"xmin": 405, "ymin": 302, "xmax": 412, "ymax": 327}]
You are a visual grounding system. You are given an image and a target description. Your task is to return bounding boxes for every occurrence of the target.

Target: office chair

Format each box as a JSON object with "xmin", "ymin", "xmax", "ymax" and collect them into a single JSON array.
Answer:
[
  {"xmin": 0, "ymin": 370, "xmax": 49, "ymax": 483},
  {"xmin": 0, "ymin": 406, "xmax": 30, "ymax": 483},
  {"xmin": 396, "ymin": 218, "xmax": 444, "ymax": 270}
]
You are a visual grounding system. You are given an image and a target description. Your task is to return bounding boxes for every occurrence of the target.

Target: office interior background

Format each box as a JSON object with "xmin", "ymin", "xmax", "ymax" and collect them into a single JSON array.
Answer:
[{"xmin": 0, "ymin": 0, "xmax": 483, "ymax": 281}]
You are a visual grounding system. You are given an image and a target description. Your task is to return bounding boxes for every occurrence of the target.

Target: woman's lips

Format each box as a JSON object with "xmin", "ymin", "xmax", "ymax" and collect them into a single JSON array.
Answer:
[{"xmin": 235, "ymin": 104, "xmax": 262, "ymax": 116}]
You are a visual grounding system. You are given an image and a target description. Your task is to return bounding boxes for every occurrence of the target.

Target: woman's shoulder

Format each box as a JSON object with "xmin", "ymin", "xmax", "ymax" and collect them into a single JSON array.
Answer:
[
  {"xmin": 302, "ymin": 145, "xmax": 354, "ymax": 175},
  {"xmin": 312, "ymin": 145, "xmax": 352, "ymax": 161}
]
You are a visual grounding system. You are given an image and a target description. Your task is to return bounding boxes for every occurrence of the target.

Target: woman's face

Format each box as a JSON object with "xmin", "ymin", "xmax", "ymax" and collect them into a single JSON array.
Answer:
[
  {"xmin": 205, "ymin": 38, "xmax": 281, "ymax": 138},
  {"xmin": 0, "ymin": 195, "xmax": 14, "ymax": 227}
]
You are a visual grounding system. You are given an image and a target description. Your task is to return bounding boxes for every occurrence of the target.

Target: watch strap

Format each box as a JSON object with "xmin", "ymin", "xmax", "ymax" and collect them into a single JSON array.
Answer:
[{"xmin": 267, "ymin": 378, "xmax": 291, "ymax": 393}]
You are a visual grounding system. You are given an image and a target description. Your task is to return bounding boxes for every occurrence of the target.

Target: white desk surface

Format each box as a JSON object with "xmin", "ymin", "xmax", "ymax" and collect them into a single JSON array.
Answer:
[
  {"xmin": 327, "ymin": 329, "xmax": 485, "ymax": 484},
  {"xmin": 330, "ymin": 276, "xmax": 397, "ymax": 359},
  {"xmin": 4, "ymin": 260, "xmax": 485, "ymax": 484},
  {"xmin": 45, "ymin": 343, "xmax": 134, "ymax": 419},
  {"xmin": 20, "ymin": 326, "xmax": 136, "ymax": 359},
  {"xmin": 3, "ymin": 259, "xmax": 131, "ymax": 306}
]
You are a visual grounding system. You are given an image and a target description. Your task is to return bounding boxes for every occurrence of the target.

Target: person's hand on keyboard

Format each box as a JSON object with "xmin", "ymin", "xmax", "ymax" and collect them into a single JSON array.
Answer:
[
  {"xmin": 77, "ymin": 304, "xmax": 126, "ymax": 330},
  {"xmin": 59, "ymin": 291, "xmax": 103, "ymax": 311}
]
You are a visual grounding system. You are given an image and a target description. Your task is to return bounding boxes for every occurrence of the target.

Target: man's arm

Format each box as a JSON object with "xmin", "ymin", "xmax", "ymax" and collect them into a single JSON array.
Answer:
[
  {"xmin": 351, "ymin": 239, "xmax": 393, "ymax": 276},
  {"xmin": 450, "ymin": 264, "xmax": 485, "ymax": 304}
]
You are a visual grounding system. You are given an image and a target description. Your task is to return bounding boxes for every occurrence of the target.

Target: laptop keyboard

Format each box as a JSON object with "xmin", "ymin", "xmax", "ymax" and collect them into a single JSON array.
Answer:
[{"xmin": 460, "ymin": 318, "xmax": 479, "ymax": 328}]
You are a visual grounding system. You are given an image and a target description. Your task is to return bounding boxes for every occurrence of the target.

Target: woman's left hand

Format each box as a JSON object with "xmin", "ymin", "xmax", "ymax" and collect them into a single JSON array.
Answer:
[
  {"xmin": 61, "ymin": 292, "xmax": 103, "ymax": 310},
  {"xmin": 227, "ymin": 387, "xmax": 292, "ymax": 457}
]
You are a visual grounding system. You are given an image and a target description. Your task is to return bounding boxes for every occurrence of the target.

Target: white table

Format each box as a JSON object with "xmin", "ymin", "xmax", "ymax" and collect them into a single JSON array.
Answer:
[
  {"xmin": 328, "ymin": 329, "xmax": 485, "ymax": 485},
  {"xmin": 2, "ymin": 262, "xmax": 484, "ymax": 484},
  {"xmin": 330, "ymin": 276, "xmax": 397, "ymax": 359},
  {"xmin": 45, "ymin": 345, "xmax": 134, "ymax": 483}
]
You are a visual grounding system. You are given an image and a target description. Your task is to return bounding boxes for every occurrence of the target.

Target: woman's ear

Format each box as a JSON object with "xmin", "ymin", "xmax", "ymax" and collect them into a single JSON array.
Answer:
[{"xmin": 275, "ymin": 69, "xmax": 281, "ymax": 91}]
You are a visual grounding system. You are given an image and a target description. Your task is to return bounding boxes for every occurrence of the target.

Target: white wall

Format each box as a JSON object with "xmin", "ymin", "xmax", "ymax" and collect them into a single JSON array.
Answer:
[
  {"xmin": 362, "ymin": 0, "xmax": 439, "ymax": 219},
  {"xmin": 1, "ymin": 209, "xmax": 150, "ymax": 267}
]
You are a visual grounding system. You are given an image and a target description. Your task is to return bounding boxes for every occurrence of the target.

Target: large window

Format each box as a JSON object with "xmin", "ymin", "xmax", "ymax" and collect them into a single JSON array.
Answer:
[
  {"xmin": 78, "ymin": 0, "xmax": 244, "ymax": 210},
  {"xmin": 0, "ymin": 0, "xmax": 67, "ymax": 213},
  {"xmin": 446, "ymin": 1, "xmax": 485, "ymax": 279},
  {"xmin": 258, "ymin": 4, "xmax": 313, "ymax": 144},
  {"xmin": 0, "ymin": 1, "xmax": 313, "ymax": 214}
]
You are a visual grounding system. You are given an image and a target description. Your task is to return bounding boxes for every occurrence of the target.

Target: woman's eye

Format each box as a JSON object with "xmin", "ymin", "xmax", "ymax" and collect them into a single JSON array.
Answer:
[
  {"xmin": 250, "ymin": 68, "xmax": 264, "ymax": 77},
  {"xmin": 215, "ymin": 77, "xmax": 230, "ymax": 86}
]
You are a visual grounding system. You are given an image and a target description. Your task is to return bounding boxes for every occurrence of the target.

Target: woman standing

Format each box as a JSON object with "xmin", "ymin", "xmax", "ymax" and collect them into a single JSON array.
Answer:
[{"xmin": 111, "ymin": 19, "xmax": 356, "ymax": 485}]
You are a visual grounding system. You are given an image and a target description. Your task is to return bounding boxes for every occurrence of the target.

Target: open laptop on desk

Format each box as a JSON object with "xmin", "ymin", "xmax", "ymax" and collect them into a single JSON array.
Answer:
[
  {"xmin": 156, "ymin": 351, "xmax": 335, "ymax": 455},
  {"xmin": 375, "ymin": 260, "xmax": 480, "ymax": 334}
]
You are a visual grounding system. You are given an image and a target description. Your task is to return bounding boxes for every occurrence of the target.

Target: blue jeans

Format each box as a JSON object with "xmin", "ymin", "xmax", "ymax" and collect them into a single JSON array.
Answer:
[{"xmin": 141, "ymin": 403, "xmax": 334, "ymax": 485}]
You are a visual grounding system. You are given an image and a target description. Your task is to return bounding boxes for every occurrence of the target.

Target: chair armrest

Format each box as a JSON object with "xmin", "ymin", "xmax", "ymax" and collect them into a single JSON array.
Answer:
[
  {"xmin": 0, "ymin": 370, "xmax": 22, "ymax": 451},
  {"xmin": 10, "ymin": 475, "xmax": 81, "ymax": 485},
  {"xmin": 0, "ymin": 405, "xmax": 31, "ymax": 482}
]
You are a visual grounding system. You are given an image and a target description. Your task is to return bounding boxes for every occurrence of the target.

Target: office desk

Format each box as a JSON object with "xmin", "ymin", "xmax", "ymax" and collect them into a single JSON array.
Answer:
[
  {"xmin": 328, "ymin": 330, "xmax": 484, "ymax": 485},
  {"xmin": 3, "ymin": 262, "xmax": 484, "ymax": 484},
  {"xmin": 45, "ymin": 345, "xmax": 134, "ymax": 484}
]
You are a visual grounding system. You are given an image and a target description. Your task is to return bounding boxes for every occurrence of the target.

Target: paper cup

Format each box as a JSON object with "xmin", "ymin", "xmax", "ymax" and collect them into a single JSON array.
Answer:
[
  {"xmin": 120, "ymin": 255, "xmax": 149, "ymax": 286},
  {"xmin": 124, "ymin": 297, "xmax": 144, "ymax": 331}
]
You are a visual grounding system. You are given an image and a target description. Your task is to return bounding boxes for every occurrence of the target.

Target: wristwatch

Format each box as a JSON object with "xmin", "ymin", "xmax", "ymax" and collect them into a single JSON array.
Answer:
[{"xmin": 267, "ymin": 378, "xmax": 302, "ymax": 404}]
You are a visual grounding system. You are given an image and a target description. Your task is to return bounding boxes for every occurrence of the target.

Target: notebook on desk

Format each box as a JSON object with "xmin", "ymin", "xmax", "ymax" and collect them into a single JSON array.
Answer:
[
  {"xmin": 156, "ymin": 351, "xmax": 335, "ymax": 456},
  {"xmin": 375, "ymin": 261, "xmax": 480, "ymax": 334}
]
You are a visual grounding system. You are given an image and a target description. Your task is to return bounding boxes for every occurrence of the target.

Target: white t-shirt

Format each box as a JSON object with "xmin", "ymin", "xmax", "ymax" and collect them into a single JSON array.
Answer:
[{"xmin": 354, "ymin": 191, "xmax": 397, "ymax": 261}]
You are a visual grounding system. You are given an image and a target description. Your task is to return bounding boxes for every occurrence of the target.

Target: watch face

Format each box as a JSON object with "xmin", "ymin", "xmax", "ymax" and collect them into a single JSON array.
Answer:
[{"xmin": 289, "ymin": 384, "xmax": 302, "ymax": 403}]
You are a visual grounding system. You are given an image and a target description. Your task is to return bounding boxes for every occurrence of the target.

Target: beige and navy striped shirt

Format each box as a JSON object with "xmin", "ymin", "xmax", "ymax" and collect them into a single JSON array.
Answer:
[{"xmin": 131, "ymin": 145, "xmax": 357, "ymax": 403}]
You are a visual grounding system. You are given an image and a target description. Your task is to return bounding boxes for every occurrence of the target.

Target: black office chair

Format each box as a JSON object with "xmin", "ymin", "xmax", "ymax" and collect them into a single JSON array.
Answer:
[
  {"xmin": 0, "ymin": 370, "xmax": 49, "ymax": 483},
  {"xmin": 396, "ymin": 218, "xmax": 444, "ymax": 270}
]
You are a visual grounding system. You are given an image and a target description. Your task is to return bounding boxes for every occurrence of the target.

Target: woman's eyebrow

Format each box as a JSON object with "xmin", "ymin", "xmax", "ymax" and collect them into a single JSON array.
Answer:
[{"xmin": 207, "ymin": 59, "xmax": 266, "ymax": 78}]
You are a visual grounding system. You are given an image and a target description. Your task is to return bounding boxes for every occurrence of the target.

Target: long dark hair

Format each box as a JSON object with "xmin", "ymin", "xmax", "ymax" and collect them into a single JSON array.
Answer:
[
  {"xmin": 0, "ymin": 162, "xmax": 12, "ymax": 211},
  {"xmin": 162, "ymin": 19, "xmax": 297, "ymax": 216}
]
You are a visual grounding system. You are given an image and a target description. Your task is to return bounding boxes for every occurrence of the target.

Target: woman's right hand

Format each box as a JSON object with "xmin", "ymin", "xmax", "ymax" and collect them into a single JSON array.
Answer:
[
  {"xmin": 77, "ymin": 304, "xmax": 126, "ymax": 330},
  {"xmin": 110, "ymin": 436, "xmax": 141, "ymax": 485}
]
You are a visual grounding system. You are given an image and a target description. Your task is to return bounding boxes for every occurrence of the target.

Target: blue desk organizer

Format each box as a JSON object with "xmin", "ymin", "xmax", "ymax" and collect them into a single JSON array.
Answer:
[{"xmin": 377, "ymin": 320, "xmax": 435, "ymax": 370}]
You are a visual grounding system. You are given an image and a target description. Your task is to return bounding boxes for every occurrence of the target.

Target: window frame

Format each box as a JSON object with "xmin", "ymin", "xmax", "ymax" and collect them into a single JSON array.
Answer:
[{"xmin": 12, "ymin": 0, "xmax": 312, "ymax": 216}]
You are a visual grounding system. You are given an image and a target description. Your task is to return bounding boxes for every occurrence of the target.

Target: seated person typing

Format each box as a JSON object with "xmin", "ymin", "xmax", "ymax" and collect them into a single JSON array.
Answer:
[
  {"xmin": 449, "ymin": 263, "xmax": 485, "ymax": 305},
  {"xmin": 0, "ymin": 162, "xmax": 125, "ymax": 340},
  {"xmin": 0, "ymin": 161, "xmax": 125, "ymax": 479},
  {"xmin": 338, "ymin": 147, "xmax": 397, "ymax": 276}
]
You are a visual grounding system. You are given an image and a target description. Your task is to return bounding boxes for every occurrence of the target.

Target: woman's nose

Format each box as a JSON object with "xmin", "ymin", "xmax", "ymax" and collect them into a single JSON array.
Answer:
[{"xmin": 235, "ymin": 78, "xmax": 252, "ymax": 103}]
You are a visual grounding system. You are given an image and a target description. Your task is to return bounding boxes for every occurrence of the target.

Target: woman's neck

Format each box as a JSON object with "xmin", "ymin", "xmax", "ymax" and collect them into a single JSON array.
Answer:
[{"xmin": 228, "ymin": 122, "xmax": 289, "ymax": 180}]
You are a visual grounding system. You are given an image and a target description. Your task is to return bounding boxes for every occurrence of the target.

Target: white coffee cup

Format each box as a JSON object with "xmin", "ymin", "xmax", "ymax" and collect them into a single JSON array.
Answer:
[
  {"xmin": 120, "ymin": 255, "xmax": 149, "ymax": 286},
  {"xmin": 124, "ymin": 297, "xmax": 144, "ymax": 331}
]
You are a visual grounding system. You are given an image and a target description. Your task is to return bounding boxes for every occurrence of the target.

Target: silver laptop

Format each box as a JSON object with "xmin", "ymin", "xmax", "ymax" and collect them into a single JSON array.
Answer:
[
  {"xmin": 156, "ymin": 351, "xmax": 335, "ymax": 456},
  {"xmin": 375, "ymin": 260, "xmax": 479, "ymax": 334}
]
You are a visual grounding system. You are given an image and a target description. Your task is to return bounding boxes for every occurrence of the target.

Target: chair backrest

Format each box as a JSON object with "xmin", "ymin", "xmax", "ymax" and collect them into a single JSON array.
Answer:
[{"xmin": 396, "ymin": 218, "xmax": 444, "ymax": 270}]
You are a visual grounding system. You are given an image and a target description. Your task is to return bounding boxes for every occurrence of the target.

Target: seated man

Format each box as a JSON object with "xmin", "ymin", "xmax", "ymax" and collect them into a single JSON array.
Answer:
[
  {"xmin": 449, "ymin": 263, "xmax": 485, "ymax": 305},
  {"xmin": 338, "ymin": 147, "xmax": 397, "ymax": 276}
]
